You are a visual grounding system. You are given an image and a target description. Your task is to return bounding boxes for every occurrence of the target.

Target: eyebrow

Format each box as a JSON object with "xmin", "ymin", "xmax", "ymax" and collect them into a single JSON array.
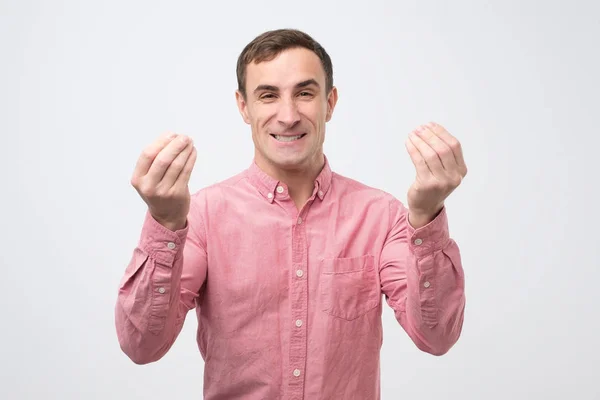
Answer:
[{"xmin": 253, "ymin": 79, "xmax": 320, "ymax": 94}]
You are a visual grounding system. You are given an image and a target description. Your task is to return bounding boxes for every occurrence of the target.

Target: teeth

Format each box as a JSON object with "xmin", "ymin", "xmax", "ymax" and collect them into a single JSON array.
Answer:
[{"xmin": 274, "ymin": 134, "xmax": 303, "ymax": 142}]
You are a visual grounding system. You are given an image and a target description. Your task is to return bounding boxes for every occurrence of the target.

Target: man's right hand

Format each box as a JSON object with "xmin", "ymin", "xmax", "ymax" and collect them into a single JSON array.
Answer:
[{"xmin": 131, "ymin": 132, "xmax": 197, "ymax": 231}]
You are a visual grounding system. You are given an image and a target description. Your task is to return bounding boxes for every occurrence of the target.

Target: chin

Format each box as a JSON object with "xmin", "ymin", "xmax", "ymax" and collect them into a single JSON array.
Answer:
[
  {"xmin": 268, "ymin": 153, "xmax": 311, "ymax": 170},
  {"xmin": 273, "ymin": 155, "xmax": 306, "ymax": 168}
]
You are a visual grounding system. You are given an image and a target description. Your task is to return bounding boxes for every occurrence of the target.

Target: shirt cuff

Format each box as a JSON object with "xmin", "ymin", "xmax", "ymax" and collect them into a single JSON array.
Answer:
[
  {"xmin": 138, "ymin": 209, "xmax": 189, "ymax": 267},
  {"xmin": 407, "ymin": 206, "xmax": 450, "ymax": 257}
]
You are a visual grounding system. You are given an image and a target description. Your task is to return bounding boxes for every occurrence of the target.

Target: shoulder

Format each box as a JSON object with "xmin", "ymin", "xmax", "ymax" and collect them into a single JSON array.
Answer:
[
  {"xmin": 185, "ymin": 170, "xmax": 252, "ymax": 224},
  {"xmin": 190, "ymin": 168, "xmax": 249, "ymax": 200},
  {"xmin": 331, "ymin": 171, "xmax": 405, "ymax": 209}
]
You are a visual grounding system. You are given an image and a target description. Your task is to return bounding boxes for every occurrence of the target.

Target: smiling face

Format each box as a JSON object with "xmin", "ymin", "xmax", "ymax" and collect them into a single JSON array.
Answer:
[{"xmin": 236, "ymin": 47, "xmax": 338, "ymax": 175}]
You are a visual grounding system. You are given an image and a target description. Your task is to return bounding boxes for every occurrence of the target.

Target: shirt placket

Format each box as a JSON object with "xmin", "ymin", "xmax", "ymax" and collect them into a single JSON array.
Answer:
[{"xmin": 287, "ymin": 203, "xmax": 311, "ymax": 399}]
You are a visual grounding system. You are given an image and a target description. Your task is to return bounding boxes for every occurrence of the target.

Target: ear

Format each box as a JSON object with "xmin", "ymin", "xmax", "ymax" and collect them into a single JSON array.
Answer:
[
  {"xmin": 325, "ymin": 86, "xmax": 338, "ymax": 122},
  {"xmin": 235, "ymin": 90, "xmax": 251, "ymax": 125}
]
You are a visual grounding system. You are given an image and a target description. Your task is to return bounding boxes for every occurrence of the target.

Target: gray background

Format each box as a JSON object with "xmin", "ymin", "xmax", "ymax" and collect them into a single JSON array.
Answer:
[{"xmin": 1, "ymin": 0, "xmax": 599, "ymax": 399}]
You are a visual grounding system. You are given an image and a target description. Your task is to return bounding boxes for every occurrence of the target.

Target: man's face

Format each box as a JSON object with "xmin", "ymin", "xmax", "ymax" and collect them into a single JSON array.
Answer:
[{"xmin": 236, "ymin": 47, "xmax": 338, "ymax": 173}]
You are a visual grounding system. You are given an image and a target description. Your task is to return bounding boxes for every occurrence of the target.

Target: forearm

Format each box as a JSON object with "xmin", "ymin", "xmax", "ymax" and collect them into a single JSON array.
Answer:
[
  {"xmin": 401, "ymin": 237, "xmax": 465, "ymax": 355},
  {"xmin": 115, "ymin": 253, "xmax": 187, "ymax": 364},
  {"xmin": 115, "ymin": 212, "xmax": 190, "ymax": 364}
]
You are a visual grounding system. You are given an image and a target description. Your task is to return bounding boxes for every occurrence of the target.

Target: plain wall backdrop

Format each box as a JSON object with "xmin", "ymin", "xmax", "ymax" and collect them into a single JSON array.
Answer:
[{"xmin": 1, "ymin": 0, "xmax": 599, "ymax": 399}]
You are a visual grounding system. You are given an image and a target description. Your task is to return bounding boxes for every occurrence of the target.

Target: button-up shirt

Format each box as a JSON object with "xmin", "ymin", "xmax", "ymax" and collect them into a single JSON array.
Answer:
[{"xmin": 115, "ymin": 156, "xmax": 466, "ymax": 399}]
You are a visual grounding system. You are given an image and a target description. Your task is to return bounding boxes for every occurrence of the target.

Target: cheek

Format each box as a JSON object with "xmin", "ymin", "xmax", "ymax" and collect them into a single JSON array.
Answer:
[
  {"xmin": 253, "ymin": 107, "xmax": 276, "ymax": 129},
  {"xmin": 247, "ymin": 112, "xmax": 263, "ymax": 132},
  {"xmin": 312, "ymin": 107, "xmax": 327, "ymax": 131},
  {"xmin": 302, "ymin": 106, "xmax": 323, "ymax": 126}
]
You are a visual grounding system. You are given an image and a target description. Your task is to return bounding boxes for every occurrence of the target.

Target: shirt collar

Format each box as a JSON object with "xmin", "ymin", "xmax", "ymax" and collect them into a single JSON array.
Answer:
[{"xmin": 246, "ymin": 155, "xmax": 333, "ymax": 203}]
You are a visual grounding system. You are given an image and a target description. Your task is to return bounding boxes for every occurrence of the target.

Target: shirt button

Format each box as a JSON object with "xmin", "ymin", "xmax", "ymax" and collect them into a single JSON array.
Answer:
[
  {"xmin": 318, "ymin": 190, "xmax": 324, "ymax": 197},
  {"xmin": 297, "ymin": 217, "xmax": 303, "ymax": 224},
  {"xmin": 267, "ymin": 192, "xmax": 273, "ymax": 199},
  {"xmin": 158, "ymin": 287, "xmax": 166, "ymax": 294},
  {"xmin": 295, "ymin": 319, "xmax": 303, "ymax": 327},
  {"xmin": 167, "ymin": 242, "xmax": 176, "ymax": 249},
  {"xmin": 296, "ymin": 270, "xmax": 304, "ymax": 278},
  {"xmin": 423, "ymin": 281, "xmax": 431, "ymax": 288},
  {"xmin": 293, "ymin": 369, "xmax": 301, "ymax": 377},
  {"xmin": 414, "ymin": 238, "xmax": 423, "ymax": 246},
  {"xmin": 276, "ymin": 186, "xmax": 284, "ymax": 194}
]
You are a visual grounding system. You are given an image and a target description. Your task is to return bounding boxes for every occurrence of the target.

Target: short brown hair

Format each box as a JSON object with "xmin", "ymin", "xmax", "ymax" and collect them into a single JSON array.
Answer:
[{"xmin": 236, "ymin": 29, "xmax": 334, "ymax": 99}]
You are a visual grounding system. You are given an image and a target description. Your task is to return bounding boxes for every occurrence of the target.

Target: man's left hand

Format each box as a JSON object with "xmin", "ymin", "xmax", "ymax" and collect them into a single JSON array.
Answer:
[{"xmin": 405, "ymin": 122, "xmax": 467, "ymax": 228}]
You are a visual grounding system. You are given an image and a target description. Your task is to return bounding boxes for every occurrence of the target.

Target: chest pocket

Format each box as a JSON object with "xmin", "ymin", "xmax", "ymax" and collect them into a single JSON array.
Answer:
[{"xmin": 320, "ymin": 255, "xmax": 380, "ymax": 321}]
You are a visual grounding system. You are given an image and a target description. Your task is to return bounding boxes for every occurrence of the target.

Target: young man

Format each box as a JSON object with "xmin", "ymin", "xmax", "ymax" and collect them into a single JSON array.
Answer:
[{"xmin": 116, "ymin": 28, "xmax": 467, "ymax": 399}]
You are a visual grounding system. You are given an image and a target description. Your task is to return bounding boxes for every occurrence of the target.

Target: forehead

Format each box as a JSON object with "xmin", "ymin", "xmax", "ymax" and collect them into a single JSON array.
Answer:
[{"xmin": 246, "ymin": 47, "xmax": 325, "ymax": 90}]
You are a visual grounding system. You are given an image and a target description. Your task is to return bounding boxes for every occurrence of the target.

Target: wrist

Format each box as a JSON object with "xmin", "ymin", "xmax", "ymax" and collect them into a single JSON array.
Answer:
[
  {"xmin": 408, "ymin": 206, "xmax": 443, "ymax": 229},
  {"xmin": 162, "ymin": 220, "xmax": 187, "ymax": 231},
  {"xmin": 153, "ymin": 215, "xmax": 187, "ymax": 232}
]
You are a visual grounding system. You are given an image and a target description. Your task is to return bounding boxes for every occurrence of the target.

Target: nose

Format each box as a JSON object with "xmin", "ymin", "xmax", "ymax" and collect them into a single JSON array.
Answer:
[{"xmin": 277, "ymin": 98, "xmax": 301, "ymax": 128}]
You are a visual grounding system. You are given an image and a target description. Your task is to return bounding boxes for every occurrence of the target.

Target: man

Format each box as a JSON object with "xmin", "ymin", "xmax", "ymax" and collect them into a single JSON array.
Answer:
[{"xmin": 115, "ymin": 28, "xmax": 467, "ymax": 399}]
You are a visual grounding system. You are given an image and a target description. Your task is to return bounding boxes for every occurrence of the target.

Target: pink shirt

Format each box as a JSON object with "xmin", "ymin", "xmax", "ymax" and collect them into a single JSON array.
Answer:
[{"xmin": 115, "ymin": 156, "xmax": 466, "ymax": 399}]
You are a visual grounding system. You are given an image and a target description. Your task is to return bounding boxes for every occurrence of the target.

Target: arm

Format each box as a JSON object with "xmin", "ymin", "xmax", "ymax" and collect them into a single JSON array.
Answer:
[
  {"xmin": 379, "ymin": 197, "xmax": 465, "ymax": 355},
  {"xmin": 115, "ymin": 196, "xmax": 208, "ymax": 364}
]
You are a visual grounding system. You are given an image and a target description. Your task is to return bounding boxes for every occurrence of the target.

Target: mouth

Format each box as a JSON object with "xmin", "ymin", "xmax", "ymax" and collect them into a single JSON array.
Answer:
[{"xmin": 270, "ymin": 133, "xmax": 307, "ymax": 142}]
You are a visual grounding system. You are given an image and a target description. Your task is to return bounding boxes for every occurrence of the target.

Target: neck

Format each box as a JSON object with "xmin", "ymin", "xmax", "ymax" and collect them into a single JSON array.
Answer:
[{"xmin": 257, "ymin": 153, "xmax": 325, "ymax": 209}]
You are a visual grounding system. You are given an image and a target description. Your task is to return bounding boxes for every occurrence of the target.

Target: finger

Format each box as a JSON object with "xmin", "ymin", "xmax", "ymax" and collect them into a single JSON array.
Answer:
[
  {"xmin": 145, "ymin": 135, "xmax": 191, "ymax": 185},
  {"xmin": 174, "ymin": 146, "xmax": 197, "ymax": 188},
  {"xmin": 161, "ymin": 140, "xmax": 194, "ymax": 188},
  {"xmin": 409, "ymin": 130, "xmax": 445, "ymax": 177},
  {"xmin": 405, "ymin": 136, "xmax": 431, "ymax": 178},
  {"xmin": 133, "ymin": 132, "xmax": 178, "ymax": 178},
  {"xmin": 417, "ymin": 125, "xmax": 458, "ymax": 171},
  {"xmin": 427, "ymin": 122, "xmax": 467, "ymax": 174}
]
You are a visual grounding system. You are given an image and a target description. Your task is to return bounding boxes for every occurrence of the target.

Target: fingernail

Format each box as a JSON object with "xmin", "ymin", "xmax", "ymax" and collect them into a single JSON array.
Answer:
[{"xmin": 179, "ymin": 136, "xmax": 189, "ymax": 143}]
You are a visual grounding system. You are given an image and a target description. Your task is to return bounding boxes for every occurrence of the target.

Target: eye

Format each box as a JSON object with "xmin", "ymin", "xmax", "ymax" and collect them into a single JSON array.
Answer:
[
  {"xmin": 299, "ymin": 91, "xmax": 313, "ymax": 97},
  {"xmin": 260, "ymin": 93, "xmax": 276, "ymax": 100}
]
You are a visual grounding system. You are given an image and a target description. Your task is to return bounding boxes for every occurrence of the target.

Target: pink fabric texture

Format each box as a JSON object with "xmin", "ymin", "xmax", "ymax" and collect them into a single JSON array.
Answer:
[{"xmin": 115, "ymin": 157, "xmax": 466, "ymax": 399}]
